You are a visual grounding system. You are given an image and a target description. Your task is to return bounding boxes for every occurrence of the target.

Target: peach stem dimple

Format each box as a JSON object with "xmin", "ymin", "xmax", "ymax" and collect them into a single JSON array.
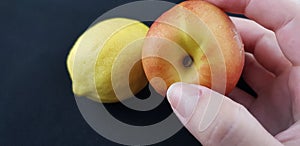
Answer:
[{"xmin": 183, "ymin": 55, "xmax": 193, "ymax": 67}]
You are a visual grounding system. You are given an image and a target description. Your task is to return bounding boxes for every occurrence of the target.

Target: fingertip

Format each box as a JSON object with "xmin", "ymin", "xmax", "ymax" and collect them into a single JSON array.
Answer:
[
  {"xmin": 167, "ymin": 82, "xmax": 202, "ymax": 124},
  {"xmin": 166, "ymin": 82, "xmax": 184, "ymax": 108},
  {"xmin": 202, "ymin": 0, "xmax": 248, "ymax": 13}
]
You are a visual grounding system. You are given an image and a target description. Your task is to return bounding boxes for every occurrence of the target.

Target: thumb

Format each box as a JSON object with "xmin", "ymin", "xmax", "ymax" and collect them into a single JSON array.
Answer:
[{"xmin": 167, "ymin": 82, "xmax": 282, "ymax": 146}]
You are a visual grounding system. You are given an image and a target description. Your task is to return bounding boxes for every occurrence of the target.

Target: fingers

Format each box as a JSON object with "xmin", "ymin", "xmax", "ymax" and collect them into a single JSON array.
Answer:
[
  {"xmin": 167, "ymin": 83, "xmax": 282, "ymax": 146},
  {"xmin": 276, "ymin": 16, "xmax": 300, "ymax": 66},
  {"xmin": 231, "ymin": 17, "xmax": 292, "ymax": 76},
  {"xmin": 243, "ymin": 53, "xmax": 274, "ymax": 94},
  {"xmin": 275, "ymin": 121, "xmax": 300, "ymax": 145},
  {"xmin": 203, "ymin": 0, "xmax": 297, "ymax": 31},
  {"xmin": 203, "ymin": 0, "xmax": 300, "ymax": 65},
  {"xmin": 290, "ymin": 67, "xmax": 300, "ymax": 121}
]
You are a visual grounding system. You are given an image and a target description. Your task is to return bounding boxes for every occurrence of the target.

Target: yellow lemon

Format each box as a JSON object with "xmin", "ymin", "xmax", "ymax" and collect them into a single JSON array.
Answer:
[{"xmin": 67, "ymin": 18, "xmax": 149, "ymax": 103}]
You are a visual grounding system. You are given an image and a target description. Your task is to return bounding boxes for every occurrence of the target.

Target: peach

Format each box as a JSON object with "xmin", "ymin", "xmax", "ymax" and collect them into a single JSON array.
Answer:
[{"xmin": 142, "ymin": 1, "xmax": 244, "ymax": 96}]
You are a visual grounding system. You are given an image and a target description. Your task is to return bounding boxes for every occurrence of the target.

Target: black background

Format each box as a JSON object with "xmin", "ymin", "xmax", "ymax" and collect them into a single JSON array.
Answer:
[{"xmin": 0, "ymin": 0, "xmax": 204, "ymax": 145}]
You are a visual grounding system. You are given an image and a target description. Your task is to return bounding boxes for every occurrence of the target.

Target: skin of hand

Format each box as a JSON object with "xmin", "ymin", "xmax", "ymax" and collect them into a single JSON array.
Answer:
[{"xmin": 166, "ymin": 0, "xmax": 300, "ymax": 145}]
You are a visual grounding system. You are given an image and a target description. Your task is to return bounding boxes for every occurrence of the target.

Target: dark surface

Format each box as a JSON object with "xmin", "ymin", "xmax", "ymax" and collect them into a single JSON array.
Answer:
[{"xmin": 0, "ymin": 0, "xmax": 204, "ymax": 145}]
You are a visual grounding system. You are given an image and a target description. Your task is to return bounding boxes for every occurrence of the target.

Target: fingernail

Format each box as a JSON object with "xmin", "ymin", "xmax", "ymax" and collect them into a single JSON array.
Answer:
[{"xmin": 167, "ymin": 82, "xmax": 201, "ymax": 124}]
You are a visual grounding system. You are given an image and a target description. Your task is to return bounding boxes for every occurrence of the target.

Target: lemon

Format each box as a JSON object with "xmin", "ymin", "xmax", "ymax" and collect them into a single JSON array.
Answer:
[{"xmin": 67, "ymin": 18, "xmax": 149, "ymax": 103}]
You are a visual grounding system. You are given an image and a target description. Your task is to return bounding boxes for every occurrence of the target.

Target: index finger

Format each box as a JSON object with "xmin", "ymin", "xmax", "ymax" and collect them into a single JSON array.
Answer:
[{"xmin": 201, "ymin": 0, "xmax": 300, "ymax": 65}]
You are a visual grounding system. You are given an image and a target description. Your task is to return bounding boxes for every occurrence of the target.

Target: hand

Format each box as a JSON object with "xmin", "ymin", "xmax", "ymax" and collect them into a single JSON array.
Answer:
[{"xmin": 167, "ymin": 0, "xmax": 300, "ymax": 145}]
